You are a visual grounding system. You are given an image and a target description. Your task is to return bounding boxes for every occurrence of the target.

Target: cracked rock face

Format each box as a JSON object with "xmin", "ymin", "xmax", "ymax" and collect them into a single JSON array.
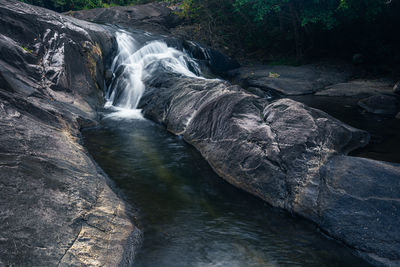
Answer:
[
  {"xmin": 139, "ymin": 71, "xmax": 400, "ymax": 266},
  {"xmin": 0, "ymin": 0, "xmax": 141, "ymax": 266}
]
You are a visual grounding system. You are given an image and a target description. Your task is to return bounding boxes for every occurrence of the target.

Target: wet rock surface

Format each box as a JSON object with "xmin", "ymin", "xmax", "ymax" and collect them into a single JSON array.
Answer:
[
  {"xmin": 0, "ymin": 0, "xmax": 141, "ymax": 266},
  {"xmin": 138, "ymin": 70, "xmax": 400, "ymax": 266}
]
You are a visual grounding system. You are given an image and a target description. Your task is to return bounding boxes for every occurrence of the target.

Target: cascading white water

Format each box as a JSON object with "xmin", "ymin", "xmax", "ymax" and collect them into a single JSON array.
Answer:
[{"xmin": 105, "ymin": 31, "xmax": 202, "ymax": 119}]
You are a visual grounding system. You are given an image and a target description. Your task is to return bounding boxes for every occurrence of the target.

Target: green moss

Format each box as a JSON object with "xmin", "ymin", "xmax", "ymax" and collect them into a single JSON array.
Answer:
[
  {"xmin": 92, "ymin": 43, "xmax": 102, "ymax": 58},
  {"xmin": 86, "ymin": 42, "xmax": 102, "ymax": 80},
  {"xmin": 20, "ymin": 45, "xmax": 33, "ymax": 54},
  {"xmin": 268, "ymin": 72, "xmax": 280, "ymax": 78}
]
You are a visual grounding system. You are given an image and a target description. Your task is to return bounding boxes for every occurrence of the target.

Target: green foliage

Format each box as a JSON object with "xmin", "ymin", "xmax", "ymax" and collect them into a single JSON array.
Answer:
[
  {"xmin": 20, "ymin": 45, "xmax": 33, "ymax": 54},
  {"xmin": 234, "ymin": 0, "xmax": 389, "ymax": 29},
  {"xmin": 268, "ymin": 72, "xmax": 280, "ymax": 78},
  {"xmin": 210, "ymin": 0, "xmax": 397, "ymax": 61},
  {"xmin": 173, "ymin": 0, "xmax": 200, "ymax": 19}
]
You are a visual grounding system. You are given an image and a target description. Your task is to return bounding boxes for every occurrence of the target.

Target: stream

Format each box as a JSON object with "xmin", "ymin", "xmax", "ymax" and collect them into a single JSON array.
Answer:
[
  {"xmin": 83, "ymin": 118, "xmax": 370, "ymax": 266},
  {"xmin": 83, "ymin": 29, "xmax": 371, "ymax": 266}
]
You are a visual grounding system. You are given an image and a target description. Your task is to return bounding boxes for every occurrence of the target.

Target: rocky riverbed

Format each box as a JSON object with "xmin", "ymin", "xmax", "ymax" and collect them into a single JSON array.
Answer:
[{"xmin": 1, "ymin": 1, "xmax": 399, "ymax": 266}]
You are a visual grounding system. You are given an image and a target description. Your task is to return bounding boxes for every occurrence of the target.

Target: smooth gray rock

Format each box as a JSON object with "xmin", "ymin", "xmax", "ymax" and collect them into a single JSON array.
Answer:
[
  {"xmin": 0, "ymin": 0, "xmax": 141, "ymax": 265},
  {"xmin": 316, "ymin": 79, "xmax": 394, "ymax": 97},
  {"xmin": 358, "ymin": 94, "xmax": 399, "ymax": 115},
  {"xmin": 138, "ymin": 69, "xmax": 400, "ymax": 266},
  {"xmin": 227, "ymin": 62, "xmax": 355, "ymax": 95},
  {"xmin": 319, "ymin": 156, "xmax": 400, "ymax": 267}
]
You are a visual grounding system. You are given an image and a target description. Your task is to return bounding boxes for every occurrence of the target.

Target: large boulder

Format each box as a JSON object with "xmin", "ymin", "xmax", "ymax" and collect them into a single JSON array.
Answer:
[
  {"xmin": 226, "ymin": 62, "xmax": 355, "ymax": 95},
  {"xmin": 138, "ymin": 70, "xmax": 400, "ymax": 266},
  {"xmin": 0, "ymin": 0, "xmax": 141, "ymax": 265}
]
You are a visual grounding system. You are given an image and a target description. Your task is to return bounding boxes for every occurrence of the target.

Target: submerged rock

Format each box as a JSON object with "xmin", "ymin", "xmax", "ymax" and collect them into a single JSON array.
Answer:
[
  {"xmin": 358, "ymin": 94, "xmax": 399, "ymax": 115},
  {"xmin": 0, "ymin": 0, "xmax": 141, "ymax": 265},
  {"xmin": 138, "ymin": 69, "xmax": 400, "ymax": 266}
]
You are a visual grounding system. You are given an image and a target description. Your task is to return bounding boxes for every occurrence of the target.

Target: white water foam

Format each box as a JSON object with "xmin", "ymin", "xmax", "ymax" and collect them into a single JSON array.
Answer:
[
  {"xmin": 103, "ymin": 106, "xmax": 145, "ymax": 120},
  {"xmin": 105, "ymin": 31, "xmax": 202, "ymax": 119}
]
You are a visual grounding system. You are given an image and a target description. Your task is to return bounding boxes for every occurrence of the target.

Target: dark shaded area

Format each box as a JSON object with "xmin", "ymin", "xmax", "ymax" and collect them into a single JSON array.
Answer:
[{"xmin": 175, "ymin": 0, "xmax": 400, "ymax": 68}]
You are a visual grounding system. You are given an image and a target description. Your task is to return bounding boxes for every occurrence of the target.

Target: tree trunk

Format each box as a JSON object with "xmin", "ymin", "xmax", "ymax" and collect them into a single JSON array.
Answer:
[{"xmin": 289, "ymin": 2, "xmax": 302, "ymax": 59}]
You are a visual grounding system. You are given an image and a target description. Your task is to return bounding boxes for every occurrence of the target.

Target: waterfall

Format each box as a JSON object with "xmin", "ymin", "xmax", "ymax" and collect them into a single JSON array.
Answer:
[{"xmin": 104, "ymin": 30, "xmax": 202, "ymax": 119}]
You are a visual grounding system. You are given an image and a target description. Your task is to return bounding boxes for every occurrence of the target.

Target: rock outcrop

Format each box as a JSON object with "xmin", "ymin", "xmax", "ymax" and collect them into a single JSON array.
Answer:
[
  {"xmin": 138, "ymin": 70, "xmax": 400, "ymax": 266},
  {"xmin": 68, "ymin": 2, "xmax": 181, "ymax": 35},
  {"xmin": 0, "ymin": 0, "xmax": 141, "ymax": 265}
]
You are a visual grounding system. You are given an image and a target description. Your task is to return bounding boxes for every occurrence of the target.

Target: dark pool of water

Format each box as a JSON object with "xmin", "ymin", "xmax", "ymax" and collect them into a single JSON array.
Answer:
[{"xmin": 83, "ymin": 116, "xmax": 371, "ymax": 267}]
